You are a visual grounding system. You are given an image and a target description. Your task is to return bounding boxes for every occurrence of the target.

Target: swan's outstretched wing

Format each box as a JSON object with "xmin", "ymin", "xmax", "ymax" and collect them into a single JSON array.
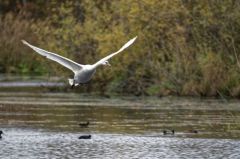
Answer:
[
  {"xmin": 93, "ymin": 36, "xmax": 137, "ymax": 67},
  {"xmin": 22, "ymin": 40, "xmax": 83, "ymax": 72}
]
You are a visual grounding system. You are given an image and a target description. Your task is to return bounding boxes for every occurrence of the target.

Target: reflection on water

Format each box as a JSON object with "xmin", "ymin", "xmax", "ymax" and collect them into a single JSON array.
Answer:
[
  {"xmin": 1, "ymin": 92, "xmax": 240, "ymax": 138},
  {"xmin": 1, "ymin": 92, "xmax": 240, "ymax": 158},
  {"xmin": 0, "ymin": 81, "xmax": 64, "ymax": 87}
]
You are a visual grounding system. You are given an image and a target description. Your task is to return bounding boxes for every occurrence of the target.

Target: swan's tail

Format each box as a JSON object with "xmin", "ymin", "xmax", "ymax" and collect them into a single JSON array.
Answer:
[{"xmin": 68, "ymin": 79, "xmax": 74, "ymax": 86}]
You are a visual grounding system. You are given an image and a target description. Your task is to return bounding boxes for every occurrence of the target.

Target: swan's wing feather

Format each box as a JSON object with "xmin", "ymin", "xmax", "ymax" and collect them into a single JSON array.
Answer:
[
  {"xmin": 22, "ymin": 40, "xmax": 83, "ymax": 72},
  {"xmin": 94, "ymin": 36, "xmax": 137, "ymax": 66}
]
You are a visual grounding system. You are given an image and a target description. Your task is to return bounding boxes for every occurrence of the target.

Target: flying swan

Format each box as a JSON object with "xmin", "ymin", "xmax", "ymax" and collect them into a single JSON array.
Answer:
[{"xmin": 22, "ymin": 36, "xmax": 137, "ymax": 88}]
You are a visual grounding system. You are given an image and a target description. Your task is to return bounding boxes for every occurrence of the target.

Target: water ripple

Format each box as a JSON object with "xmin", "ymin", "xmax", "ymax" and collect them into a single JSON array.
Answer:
[{"xmin": 0, "ymin": 128, "xmax": 240, "ymax": 159}]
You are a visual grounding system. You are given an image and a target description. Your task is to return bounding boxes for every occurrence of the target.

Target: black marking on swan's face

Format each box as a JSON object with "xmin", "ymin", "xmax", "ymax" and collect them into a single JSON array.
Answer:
[{"xmin": 102, "ymin": 61, "xmax": 111, "ymax": 66}]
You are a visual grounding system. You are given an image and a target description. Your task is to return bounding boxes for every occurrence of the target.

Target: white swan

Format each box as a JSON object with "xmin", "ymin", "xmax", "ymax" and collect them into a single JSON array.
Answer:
[{"xmin": 22, "ymin": 36, "xmax": 137, "ymax": 87}]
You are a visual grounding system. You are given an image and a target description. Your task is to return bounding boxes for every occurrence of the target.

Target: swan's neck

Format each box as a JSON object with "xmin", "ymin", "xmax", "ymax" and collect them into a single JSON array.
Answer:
[
  {"xmin": 92, "ymin": 63, "xmax": 106, "ymax": 69},
  {"xmin": 84, "ymin": 64, "xmax": 97, "ymax": 71},
  {"xmin": 92, "ymin": 63, "xmax": 100, "ymax": 69}
]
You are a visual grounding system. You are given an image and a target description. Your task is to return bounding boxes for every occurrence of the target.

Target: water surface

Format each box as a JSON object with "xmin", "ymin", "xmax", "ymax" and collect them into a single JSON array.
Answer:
[
  {"xmin": 1, "ymin": 128, "xmax": 240, "ymax": 159},
  {"xmin": 1, "ymin": 92, "xmax": 240, "ymax": 158}
]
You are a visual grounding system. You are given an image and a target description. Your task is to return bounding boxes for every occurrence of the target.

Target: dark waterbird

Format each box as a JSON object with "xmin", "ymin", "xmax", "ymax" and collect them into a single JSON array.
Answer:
[
  {"xmin": 79, "ymin": 135, "xmax": 91, "ymax": 139},
  {"xmin": 163, "ymin": 130, "xmax": 175, "ymax": 135},
  {"xmin": 0, "ymin": 130, "xmax": 3, "ymax": 139},
  {"xmin": 79, "ymin": 121, "xmax": 90, "ymax": 128},
  {"xmin": 188, "ymin": 130, "xmax": 198, "ymax": 134}
]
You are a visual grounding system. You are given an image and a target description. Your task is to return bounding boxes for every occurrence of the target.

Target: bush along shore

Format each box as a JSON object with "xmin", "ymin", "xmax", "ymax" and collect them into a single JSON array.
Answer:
[{"xmin": 1, "ymin": 1, "xmax": 240, "ymax": 97}]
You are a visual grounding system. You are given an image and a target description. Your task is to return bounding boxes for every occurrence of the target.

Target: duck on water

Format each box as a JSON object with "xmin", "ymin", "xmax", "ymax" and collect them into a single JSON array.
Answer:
[
  {"xmin": 163, "ymin": 130, "xmax": 175, "ymax": 135},
  {"xmin": 79, "ymin": 135, "xmax": 91, "ymax": 139},
  {"xmin": 0, "ymin": 130, "xmax": 3, "ymax": 139},
  {"xmin": 79, "ymin": 121, "xmax": 90, "ymax": 128}
]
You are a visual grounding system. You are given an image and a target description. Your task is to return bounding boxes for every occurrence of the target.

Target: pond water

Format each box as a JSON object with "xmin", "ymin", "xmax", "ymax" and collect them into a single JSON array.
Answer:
[
  {"xmin": 1, "ymin": 128, "xmax": 240, "ymax": 159},
  {"xmin": 1, "ymin": 92, "xmax": 240, "ymax": 158}
]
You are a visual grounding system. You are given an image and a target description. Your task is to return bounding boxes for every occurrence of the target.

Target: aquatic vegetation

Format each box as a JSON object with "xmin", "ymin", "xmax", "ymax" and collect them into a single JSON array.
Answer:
[{"xmin": 1, "ymin": 1, "xmax": 240, "ymax": 97}]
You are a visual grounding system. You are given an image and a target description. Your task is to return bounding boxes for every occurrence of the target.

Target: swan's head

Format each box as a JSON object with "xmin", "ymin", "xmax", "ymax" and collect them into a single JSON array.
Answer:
[{"xmin": 102, "ymin": 61, "xmax": 111, "ymax": 66}]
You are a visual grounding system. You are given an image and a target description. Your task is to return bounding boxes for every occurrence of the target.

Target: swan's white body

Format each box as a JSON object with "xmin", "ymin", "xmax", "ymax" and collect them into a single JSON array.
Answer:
[{"xmin": 22, "ymin": 36, "xmax": 137, "ymax": 87}]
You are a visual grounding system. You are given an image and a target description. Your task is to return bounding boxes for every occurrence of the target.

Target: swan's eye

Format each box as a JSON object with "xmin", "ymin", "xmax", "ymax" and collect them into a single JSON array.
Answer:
[{"xmin": 104, "ymin": 61, "xmax": 111, "ymax": 66}]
